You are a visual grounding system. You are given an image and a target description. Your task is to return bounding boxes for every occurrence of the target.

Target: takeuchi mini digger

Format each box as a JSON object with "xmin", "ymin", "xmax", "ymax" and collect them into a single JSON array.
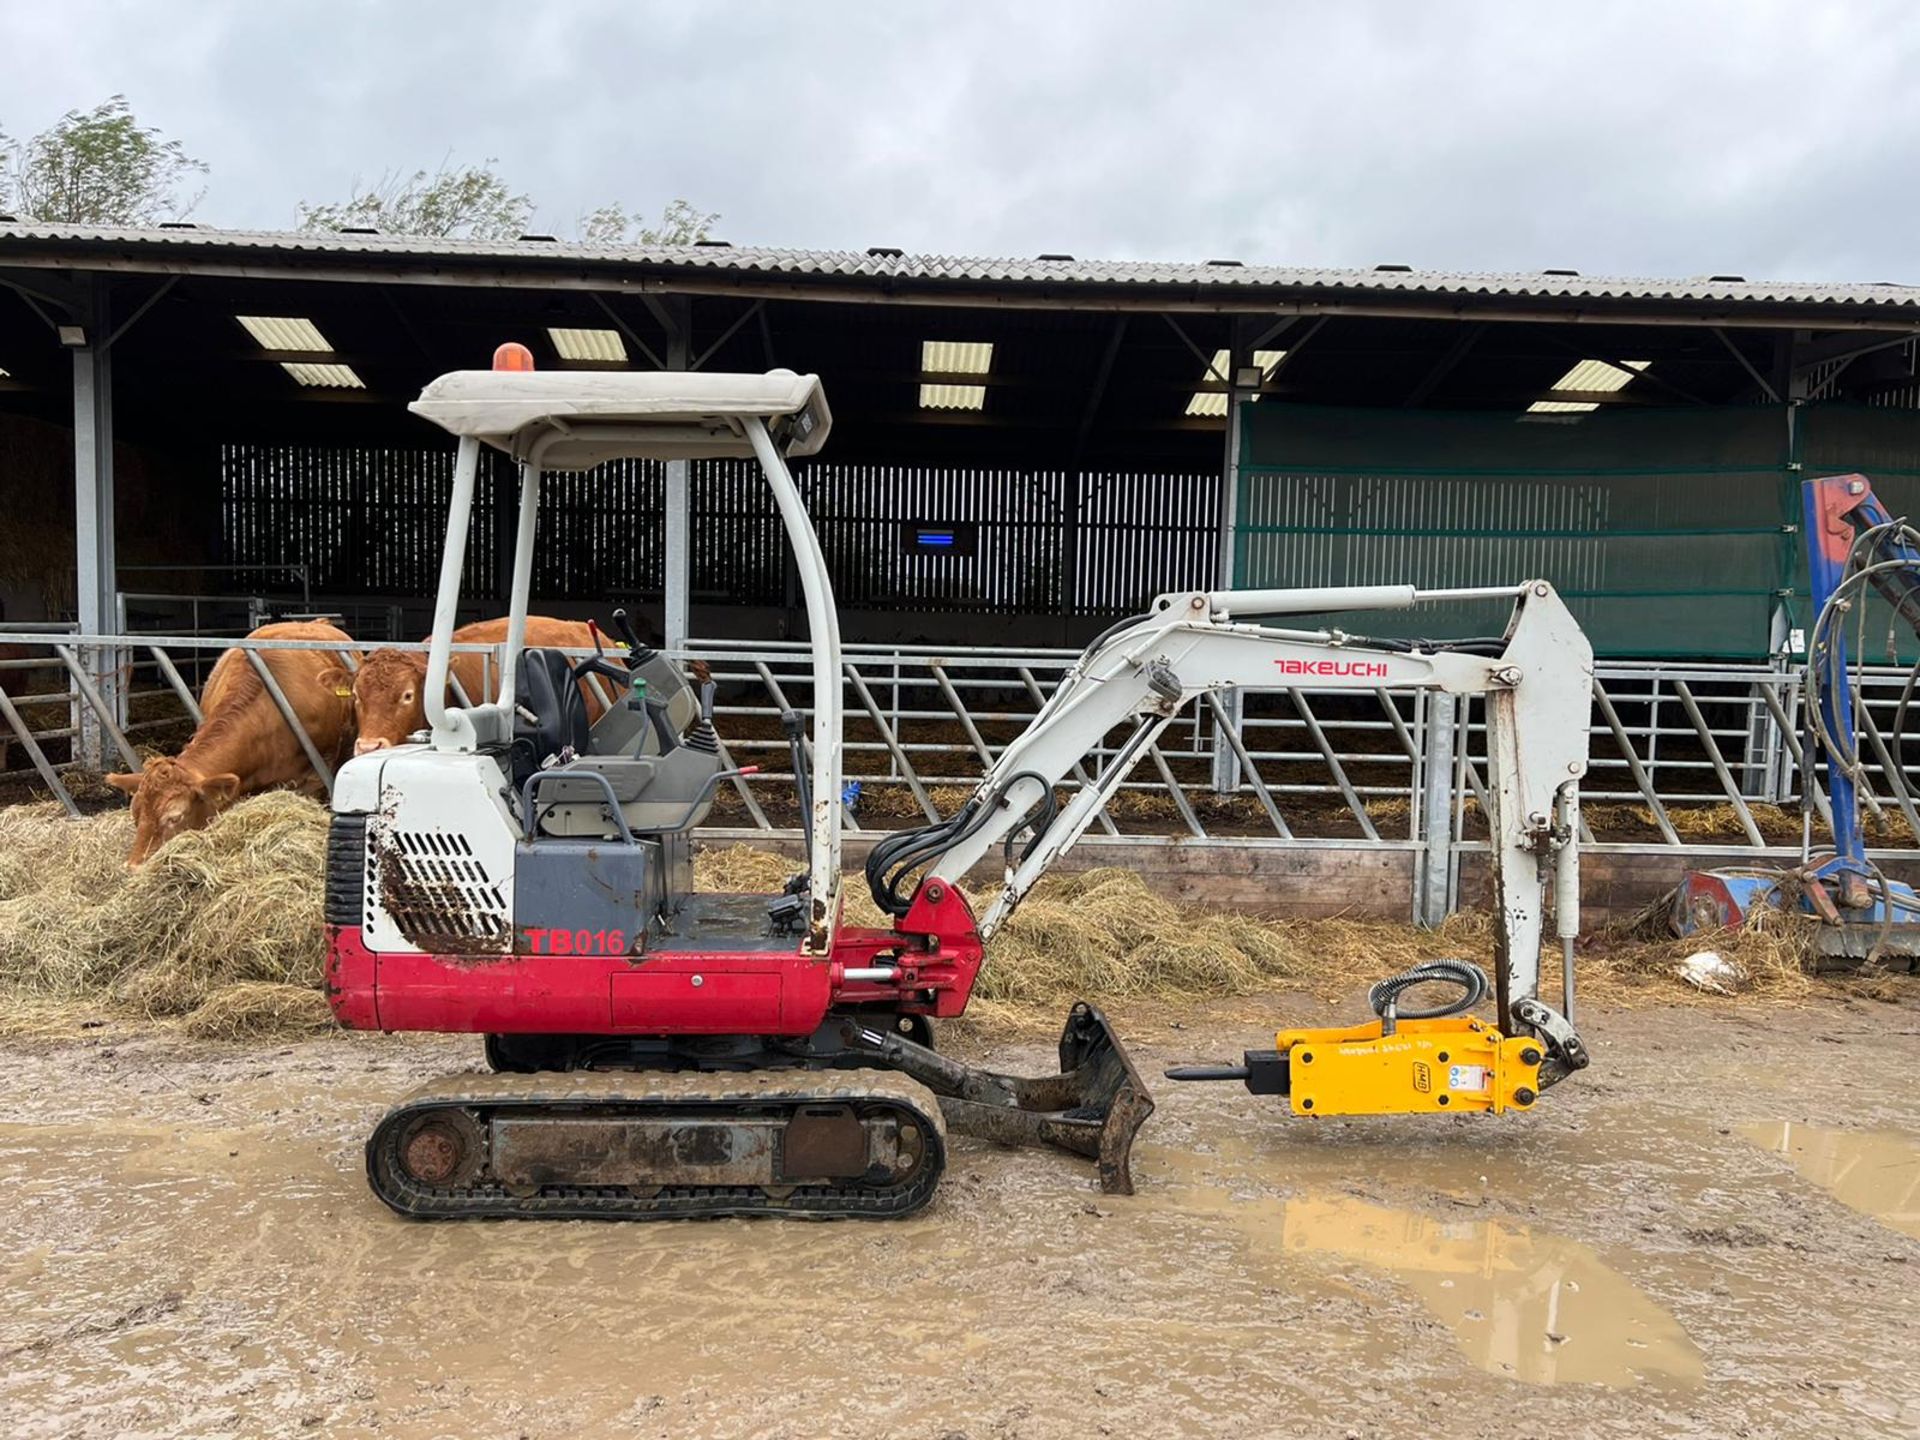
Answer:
[{"xmin": 326, "ymin": 345, "xmax": 1594, "ymax": 1220}]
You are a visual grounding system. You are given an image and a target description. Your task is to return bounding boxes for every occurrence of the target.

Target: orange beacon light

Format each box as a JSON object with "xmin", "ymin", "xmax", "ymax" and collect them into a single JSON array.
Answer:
[{"xmin": 493, "ymin": 342, "xmax": 536, "ymax": 372}]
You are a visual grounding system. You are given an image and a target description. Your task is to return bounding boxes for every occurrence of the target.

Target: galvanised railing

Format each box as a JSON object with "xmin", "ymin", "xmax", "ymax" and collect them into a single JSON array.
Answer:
[{"xmin": 1, "ymin": 630, "xmax": 1914, "ymax": 920}]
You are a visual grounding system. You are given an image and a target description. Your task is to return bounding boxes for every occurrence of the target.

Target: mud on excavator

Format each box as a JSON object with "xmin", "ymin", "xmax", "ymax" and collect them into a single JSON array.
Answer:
[{"xmin": 326, "ymin": 346, "xmax": 1593, "ymax": 1220}]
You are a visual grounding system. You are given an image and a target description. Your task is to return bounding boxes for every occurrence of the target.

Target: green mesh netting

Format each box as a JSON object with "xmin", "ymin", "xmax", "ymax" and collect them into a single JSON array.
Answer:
[
  {"xmin": 1799, "ymin": 406, "xmax": 1920, "ymax": 664},
  {"xmin": 1234, "ymin": 403, "xmax": 1793, "ymax": 658}
]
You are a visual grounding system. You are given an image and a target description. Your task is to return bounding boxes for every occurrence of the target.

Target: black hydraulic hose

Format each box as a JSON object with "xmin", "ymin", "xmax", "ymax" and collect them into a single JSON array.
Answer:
[
  {"xmin": 1367, "ymin": 958, "xmax": 1488, "ymax": 1022},
  {"xmin": 1083, "ymin": 610, "xmax": 1154, "ymax": 655},
  {"xmin": 781, "ymin": 709, "xmax": 813, "ymax": 869},
  {"xmin": 866, "ymin": 801, "xmax": 983, "ymax": 917},
  {"xmin": 865, "ymin": 770, "xmax": 1062, "ymax": 918},
  {"xmin": 997, "ymin": 770, "xmax": 1061, "ymax": 868}
]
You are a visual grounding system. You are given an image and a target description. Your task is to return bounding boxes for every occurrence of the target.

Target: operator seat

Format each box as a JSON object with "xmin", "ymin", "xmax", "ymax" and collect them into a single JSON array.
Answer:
[{"xmin": 511, "ymin": 648, "xmax": 590, "ymax": 788}]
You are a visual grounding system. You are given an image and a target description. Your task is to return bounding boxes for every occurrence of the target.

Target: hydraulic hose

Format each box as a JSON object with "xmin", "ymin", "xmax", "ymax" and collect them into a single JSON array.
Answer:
[
  {"xmin": 1367, "ymin": 958, "xmax": 1489, "ymax": 1026},
  {"xmin": 865, "ymin": 770, "xmax": 1060, "ymax": 917}
]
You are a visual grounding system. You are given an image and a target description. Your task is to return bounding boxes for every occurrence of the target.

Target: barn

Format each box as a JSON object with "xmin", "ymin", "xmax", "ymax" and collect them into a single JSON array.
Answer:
[{"xmin": 4, "ymin": 221, "xmax": 1920, "ymax": 917}]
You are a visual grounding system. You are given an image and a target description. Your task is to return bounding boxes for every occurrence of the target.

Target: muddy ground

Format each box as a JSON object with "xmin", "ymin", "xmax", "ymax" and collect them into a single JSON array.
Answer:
[{"xmin": 4, "ymin": 993, "xmax": 1920, "ymax": 1440}]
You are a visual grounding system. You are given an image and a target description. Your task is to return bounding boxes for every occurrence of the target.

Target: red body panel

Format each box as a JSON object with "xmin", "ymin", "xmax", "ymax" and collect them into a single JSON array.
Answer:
[
  {"xmin": 1808, "ymin": 472, "xmax": 1873, "ymax": 567},
  {"xmin": 327, "ymin": 878, "xmax": 986, "ymax": 1035}
]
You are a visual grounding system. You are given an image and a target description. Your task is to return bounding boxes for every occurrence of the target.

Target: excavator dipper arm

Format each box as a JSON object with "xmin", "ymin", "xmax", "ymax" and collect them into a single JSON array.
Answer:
[{"xmin": 881, "ymin": 580, "xmax": 1595, "ymax": 1109}]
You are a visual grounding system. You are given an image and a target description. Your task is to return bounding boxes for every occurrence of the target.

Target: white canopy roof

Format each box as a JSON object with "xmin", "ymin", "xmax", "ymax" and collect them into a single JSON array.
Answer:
[{"xmin": 408, "ymin": 368, "xmax": 832, "ymax": 466}]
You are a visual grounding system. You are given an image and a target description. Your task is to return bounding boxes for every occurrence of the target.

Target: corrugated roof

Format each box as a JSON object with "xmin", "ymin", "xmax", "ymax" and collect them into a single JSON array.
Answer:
[{"xmin": 2, "ymin": 220, "xmax": 1917, "ymax": 315}]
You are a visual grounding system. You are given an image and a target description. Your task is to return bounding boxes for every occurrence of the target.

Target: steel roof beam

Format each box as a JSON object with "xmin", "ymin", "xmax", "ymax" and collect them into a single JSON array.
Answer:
[
  {"xmin": 1710, "ymin": 327, "xmax": 1782, "ymax": 404},
  {"xmin": 1403, "ymin": 322, "xmax": 1486, "ymax": 406}
]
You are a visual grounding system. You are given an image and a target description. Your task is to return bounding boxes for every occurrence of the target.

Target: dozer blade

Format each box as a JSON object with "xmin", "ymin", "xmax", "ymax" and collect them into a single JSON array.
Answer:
[{"xmin": 845, "ymin": 1000, "xmax": 1154, "ymax": 1194}]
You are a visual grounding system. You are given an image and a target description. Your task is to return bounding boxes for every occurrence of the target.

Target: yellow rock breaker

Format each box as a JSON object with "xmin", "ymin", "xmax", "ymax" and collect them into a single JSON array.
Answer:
[{"xmin": 1161, "ymin": 594, "xmax": 1594, "ymax": 1115}]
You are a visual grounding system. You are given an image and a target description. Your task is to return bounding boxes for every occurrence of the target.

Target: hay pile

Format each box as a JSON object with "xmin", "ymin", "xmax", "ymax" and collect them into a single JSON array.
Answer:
[
  {"xmin": 968, "ymin": 868, "xmax": 1307, "ymax": 1004},
  {"xmin": 690, "ymin": 844, "xmax": 1826, "ymax": 1009},
  {"xmin": 0, "ymin": 793, "xmax": 333, "ymax": 1037},
  {"xmin": 0, "ymin": 819, "xmax": 1861, "ymax": 1045},
  {"xmin": 693, "ymin": 842, "xmax": 798, "ymax": 893}
]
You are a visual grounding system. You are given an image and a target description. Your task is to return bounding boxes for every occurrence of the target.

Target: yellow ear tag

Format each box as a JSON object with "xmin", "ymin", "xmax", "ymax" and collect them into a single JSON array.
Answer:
[{"xmin": 334, "ymin": 687, "xmax": 353, "ymax": 698}]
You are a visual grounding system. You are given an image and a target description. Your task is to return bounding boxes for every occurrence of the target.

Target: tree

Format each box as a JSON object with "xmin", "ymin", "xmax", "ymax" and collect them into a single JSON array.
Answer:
[
  {"xmin": 578, "ymin": 198, "xmax": 720, "ymax": 247},
  {"xmin": 299, "ymin": 155, "xmax": 719, "ymax": 245},
  {"xmin": 1, "ymin": 95, "xmax": 206, "ymax": 225},
  {"xmin": 297, "ymin": 158, "xmax": 534, "ymax": 241}
]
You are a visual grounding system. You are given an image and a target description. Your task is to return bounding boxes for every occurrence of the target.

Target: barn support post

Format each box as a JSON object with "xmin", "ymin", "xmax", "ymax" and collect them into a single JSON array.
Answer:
[
  {"xmin": 1416, "ymin": 692, "xmax": 1458, "ymax": 926},
  {"xmin": 661, "ymin": 297, "xmax": 693, "ymax": 652},
  {"xmin": 72, "ymin": 279, "xmax": 122, "ymax": 768},
  {"xmin": 1210, "ymin": 317, "xmax": 1250, "ymax": 794},
  {"xmin": 1064, "ymin": 316, "xmax": 1129, "ymax": 646},
  {"xmin": 1743, "ymin": 332, "xmax": 1811, "ymax": 800}
]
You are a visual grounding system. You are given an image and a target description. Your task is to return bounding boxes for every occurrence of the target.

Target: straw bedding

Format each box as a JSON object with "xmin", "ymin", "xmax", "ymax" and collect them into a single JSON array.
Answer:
[
  {"xmin": 690, "ymin": 844, "xmax": 1828, "ymax": 1009},
  {"xmin": 0, "ymin": 793, "xmax": 333, "ymax": 1037},
  {"xmin": 0, "ymin": 812, "xmax": 1862, "ymax": 1043}
]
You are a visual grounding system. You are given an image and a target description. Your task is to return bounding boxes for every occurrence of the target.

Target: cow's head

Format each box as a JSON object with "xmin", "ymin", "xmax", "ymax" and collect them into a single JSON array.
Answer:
[
  {"xmin": 104, "ymin": 757, "xmax": 243, "ymax": 867},
  {"xmin": 351, "ymin": 649, "xmax": 430, "ymax": 755}
]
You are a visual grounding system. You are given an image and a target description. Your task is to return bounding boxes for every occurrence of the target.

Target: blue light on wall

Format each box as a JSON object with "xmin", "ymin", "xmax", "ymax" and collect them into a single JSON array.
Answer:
[{"xmin": 900, "ymin": 521, "xmax": 977, "ymax": 556}]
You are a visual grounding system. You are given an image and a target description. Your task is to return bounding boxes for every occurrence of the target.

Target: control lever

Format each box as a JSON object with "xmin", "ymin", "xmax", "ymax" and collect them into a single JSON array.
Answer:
[
  {"xmin": 610, "ymin": 608, "xmax": 656, "ymax": 669},
  {"xmin": 781, "ymin": 708, "xmax": 813, "ymax": 868},
  {"xmin": 569, "ymin": 651, "xmax": 634, "ymax": 689},
  {"xmin": 643, "ymin": 695, "xmax": 680, "ymax": 754},
  {"xmin": 567, "ymin": 638, "xmax": 638, "ymax": 738},
  {"xmin": 568, "ymin": 618, "xmax": 629, "ymax": 691},
  {"xmin": 689, "ymin": 659, "xmax": 717, "ymax": 724}
]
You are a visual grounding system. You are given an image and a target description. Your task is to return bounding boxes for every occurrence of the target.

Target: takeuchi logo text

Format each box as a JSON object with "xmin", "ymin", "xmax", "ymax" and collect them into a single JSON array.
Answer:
[{"xmin": 1273, "ymin": 658, "xmax": 1390, "ymax": 678}]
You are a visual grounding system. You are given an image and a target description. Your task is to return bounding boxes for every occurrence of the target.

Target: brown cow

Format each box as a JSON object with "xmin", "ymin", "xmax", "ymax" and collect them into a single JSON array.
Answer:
[
  {"xmin": 106, "ymin": 621, "xmax": 356, "ymax": 866},
  {"xmin": 351, "ymin": 616, "xmax": 609, "ymax": 756}
]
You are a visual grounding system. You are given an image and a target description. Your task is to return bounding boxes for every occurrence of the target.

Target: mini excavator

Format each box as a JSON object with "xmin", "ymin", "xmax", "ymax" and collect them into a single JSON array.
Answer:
[{"xmin": 326, "ymin": 346, "xmax": 1594, "ymax": 1220}]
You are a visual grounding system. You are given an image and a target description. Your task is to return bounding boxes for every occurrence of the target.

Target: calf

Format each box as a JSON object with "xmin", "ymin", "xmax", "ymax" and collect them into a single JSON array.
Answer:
[
  {"xmin": 106, "ymin": 620, "xmax": 356, "ymax": 866},
  {"xmin": 352, "ymin": 616, "xmax": 608, "ymax": 756}
]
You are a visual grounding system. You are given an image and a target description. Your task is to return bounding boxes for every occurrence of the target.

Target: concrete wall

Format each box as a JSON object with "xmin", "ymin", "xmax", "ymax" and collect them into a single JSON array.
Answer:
[{"xmin": 700, "ymin": 829, "xmax": 1920, "ymax": 927}]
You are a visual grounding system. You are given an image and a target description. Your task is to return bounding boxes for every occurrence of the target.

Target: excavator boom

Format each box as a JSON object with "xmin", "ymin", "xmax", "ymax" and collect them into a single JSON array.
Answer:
[{"xmin": 869, "ymin": 578, "xmax": 1594, "ymax": 1072}]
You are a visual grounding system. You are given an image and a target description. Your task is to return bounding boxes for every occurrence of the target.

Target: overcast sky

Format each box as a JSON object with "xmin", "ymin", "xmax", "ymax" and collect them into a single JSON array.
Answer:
[{"xmin": 4, "ymin": 1, "xmax": 1918, "ymax": 283}]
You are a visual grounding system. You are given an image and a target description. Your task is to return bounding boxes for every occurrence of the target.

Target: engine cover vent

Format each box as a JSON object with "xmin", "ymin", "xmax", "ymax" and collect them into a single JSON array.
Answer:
[{"xmin": 375, "ymin": 827, "xmax": 511, "ymax": 952}]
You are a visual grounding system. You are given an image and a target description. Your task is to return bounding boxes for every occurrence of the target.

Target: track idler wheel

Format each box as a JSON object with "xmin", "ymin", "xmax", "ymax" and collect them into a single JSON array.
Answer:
[{"xmin": 394, "ymin": 1108, "xmax": 484, "ymax": 1188}]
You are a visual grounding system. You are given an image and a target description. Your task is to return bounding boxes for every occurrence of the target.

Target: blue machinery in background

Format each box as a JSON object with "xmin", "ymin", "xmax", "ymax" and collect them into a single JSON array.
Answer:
[{"xmin": 1675, "ymin": 474, "xmax": 1920, "ymax": 962}]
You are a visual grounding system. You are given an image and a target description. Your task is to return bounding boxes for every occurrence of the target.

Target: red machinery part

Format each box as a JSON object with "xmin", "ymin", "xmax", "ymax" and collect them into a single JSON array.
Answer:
[
  {"xmin": 1808, "ymin": 472, "xmax": 1873, "ymax": 568},
  {"xmin": 326, "ymin": 878, "xmax": 986, "ymax": 1034}
]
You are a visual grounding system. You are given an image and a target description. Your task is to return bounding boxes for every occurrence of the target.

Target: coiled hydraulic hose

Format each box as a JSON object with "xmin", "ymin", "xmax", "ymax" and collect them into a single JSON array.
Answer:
[{"xmin": 1367, "ymin": 958, "xmax": 1489, "ymax": 1029}]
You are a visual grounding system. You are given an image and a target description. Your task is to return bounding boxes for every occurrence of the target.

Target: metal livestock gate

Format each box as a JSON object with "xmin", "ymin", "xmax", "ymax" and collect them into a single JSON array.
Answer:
[{"xmin": 4, "ymin": 627, "xmax": 1919, "ymax": 929}]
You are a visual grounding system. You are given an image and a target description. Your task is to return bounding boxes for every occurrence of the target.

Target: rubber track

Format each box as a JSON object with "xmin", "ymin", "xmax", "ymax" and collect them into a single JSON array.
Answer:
[{"xmin": 366, "ymin": 1069, "xmax": 948, "ymax": 1221}]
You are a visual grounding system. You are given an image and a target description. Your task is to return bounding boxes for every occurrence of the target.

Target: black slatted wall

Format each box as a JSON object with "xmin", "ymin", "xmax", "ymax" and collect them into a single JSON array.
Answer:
[{"xmin": 220, "ymin": 445, "xmax": 1219, "ymax": 617}]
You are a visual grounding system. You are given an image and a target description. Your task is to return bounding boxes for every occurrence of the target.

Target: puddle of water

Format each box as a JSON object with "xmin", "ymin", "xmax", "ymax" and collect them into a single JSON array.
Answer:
[
  {"xmin": 1138, "ymin": 1149, "xmax": 1701, "ymax": 1388},
  {"xmin": 1740, "ymin": 1121, "xmax": 1920, "ymax": 1240},
  {"xmin": 0, "ymin": 1113, "xmax": 1696, "ymax": 1423},
  {"xmin": 1273, "ymin": 1192, "xmax": 1704, "ymax": 1387}
]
